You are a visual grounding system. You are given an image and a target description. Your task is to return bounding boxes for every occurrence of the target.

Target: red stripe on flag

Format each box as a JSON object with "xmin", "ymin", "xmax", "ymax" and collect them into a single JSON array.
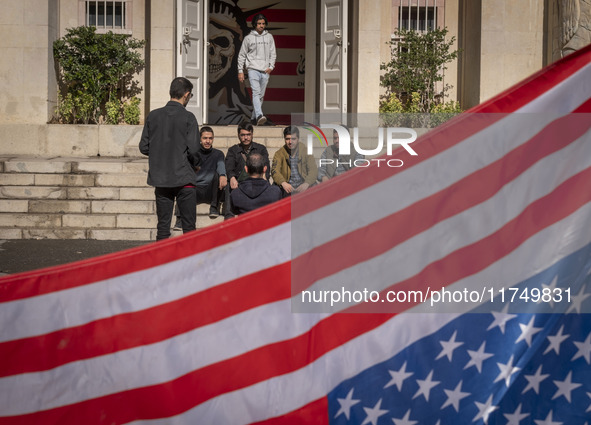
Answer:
[
  {"xmin": 477, "ymin": 47, "xmax": 591, "ymax": 114},
  {"xmin": 0, "ymin": 197, "xmax": 291, "ymax": 301},
  {"xmin": 247, "ymin": 9, "xmax": 306, "ymax": 23},
  {"xmin": 273, "ymin": 35, "xmax": 305, "ymax": 49},
  {"xmin": 248, "ymin": 87, "xmax": 304, "ymax": 102},
  {"xmin": 5, "ymin": 166, "xmax": 591, "ymax": 424},
  {"xmin": 267, "ymin": 114, "xmax": 293, "ymax": 125},
  {"xmin": 350, "ymin": 164, "xmax": 591, "ymax": 313},
  {"xmin": 291, "ymin": 85, "xmax": 591, "ymax": 220},
  {"xmin": 272, "ymin": 62, "xmax": 301, "ymax": 76},
  {"xmin": 291, "ymin": 109, "xmax": 591, "ymax": 296},
  {"xmin": 0, "ymin": 264, "xmax": 290, "ymax": 377},
  {"xmin": 0, "ymin": 314, "xmax": 393, "ymax": 425}
]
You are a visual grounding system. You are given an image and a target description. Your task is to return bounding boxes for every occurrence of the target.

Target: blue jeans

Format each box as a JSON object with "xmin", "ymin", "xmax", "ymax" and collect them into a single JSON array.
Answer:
[{"xmin": 248, "ymin": 69, "xmax": 269, "ymax": 120}]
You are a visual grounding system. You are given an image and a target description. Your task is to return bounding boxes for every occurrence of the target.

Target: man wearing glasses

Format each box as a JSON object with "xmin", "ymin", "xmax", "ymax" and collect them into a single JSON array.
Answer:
[
  {"xmin": 139, "ymin": 77, "xmax": 201, "ymax": 240},
  {"xmin": 224, "ymin": 121, "xmax": 270, "ymax": 218}
]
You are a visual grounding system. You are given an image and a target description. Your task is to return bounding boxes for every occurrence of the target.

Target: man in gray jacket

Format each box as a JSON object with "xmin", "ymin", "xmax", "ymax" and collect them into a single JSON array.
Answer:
[
  {"xmin": 237, "ymin": 13, "xmax": 276, "ymax": 126},
  {"xmin": 139, "ymin": 77, "xmax": 201, "ymax": 240}
]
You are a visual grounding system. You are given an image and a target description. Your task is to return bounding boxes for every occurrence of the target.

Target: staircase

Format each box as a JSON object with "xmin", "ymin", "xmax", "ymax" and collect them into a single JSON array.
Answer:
[{"xmin": 0, "ymin": 125, "xmax": 286, "ymax": 240}]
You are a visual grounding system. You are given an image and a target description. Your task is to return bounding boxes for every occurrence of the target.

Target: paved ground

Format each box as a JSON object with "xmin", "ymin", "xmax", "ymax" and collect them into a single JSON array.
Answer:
[{"xmin": 0, "ymin": 239, "xmax": 151, "ymax": 275}]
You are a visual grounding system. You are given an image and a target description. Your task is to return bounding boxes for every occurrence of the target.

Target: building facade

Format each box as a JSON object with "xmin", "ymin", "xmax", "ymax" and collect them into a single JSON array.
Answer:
[{"xmin": 0, "ymin": 0, "xmax": 587, "ymax": 128}]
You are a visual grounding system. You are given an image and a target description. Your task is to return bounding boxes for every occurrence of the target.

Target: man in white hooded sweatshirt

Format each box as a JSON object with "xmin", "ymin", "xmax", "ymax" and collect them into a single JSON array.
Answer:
[{"xmin": 237, "ymin": 13, "xmax": 276, "ymax": 126}]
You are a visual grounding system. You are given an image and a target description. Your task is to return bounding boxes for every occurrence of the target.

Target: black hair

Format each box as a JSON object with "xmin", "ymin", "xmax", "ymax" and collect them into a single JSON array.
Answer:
[
  {"xmin": 246, "ymin": 152, "xmax": 266, "ymax": 175},
  {"xmin": 169, "ymin": 77, "xmax": 193, "ymax": 100},
  {"xmin": 238, "ymin": 121, "xmax": 254, "ymax": 135},
  {"xmin": 283, "ymin": 125, "xmax": 300, "ymax": 138},
  {"xmin": 200, "ymin": 126, "xmax": 215, "ymax": 136},
  {"xmin": 251, "ymin": 13, "xmax": 268, "ymax": 28}
]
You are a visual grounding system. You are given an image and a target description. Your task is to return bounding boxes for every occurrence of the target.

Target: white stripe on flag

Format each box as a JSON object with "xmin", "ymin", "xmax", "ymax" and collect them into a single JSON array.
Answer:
[
  {"xmin": 299, "ymin": 130, "xmax": 591, "ymax": 309},
  {"xmin": 292, "ymin": 111, "xmax": 587, "ymax": 258},
  {"xmin": 132, "ymin": 200, "xmax": 591, "ymax": 425},
  {"xmin": 0, "ymin": 223, "xmax": 291, "ymax": 343}
]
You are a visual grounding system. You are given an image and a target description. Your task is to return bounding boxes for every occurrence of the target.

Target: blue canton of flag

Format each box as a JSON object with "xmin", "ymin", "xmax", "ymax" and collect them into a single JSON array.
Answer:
[{"xmin": 329, "ymin": 244, "xmax": 591, "ymax": 425}]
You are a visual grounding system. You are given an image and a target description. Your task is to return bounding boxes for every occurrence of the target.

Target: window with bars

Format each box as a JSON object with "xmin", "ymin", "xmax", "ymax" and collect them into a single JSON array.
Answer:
[
  {"xmin": 84, "ymin": 1, "xmax": 130, "ymax": 32},
  {"xmin": 399, "ymin": 6, "xmax": 436, "ymax": 32}
]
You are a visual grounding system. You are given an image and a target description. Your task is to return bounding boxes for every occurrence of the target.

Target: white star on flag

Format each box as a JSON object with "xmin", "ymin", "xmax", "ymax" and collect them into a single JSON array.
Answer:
[
  {"xmin": 361, "ymin": 398, "xmax": 388, "ymax": 425},
  {"xmin": 413, "ymin": 370, "xmax": 440, "ymax": 402},
  {"xmin": 334, "ymin": 388, "xmax": 360, "ymax": 419},
  {"xmin": 441, "ymin": 380, "xmax": 470, "ymax": 412},
  {"xmin": 572, "ymin": 332, "xmax": 591, "ymax": 364},
  {"xmin": 487, "ymin": 305, "xmax": 517, "ymax": 334},
  {"xmin": 534, "ymin": 411, "xmax": 563, "ymax": 425},
  {"xmin": 515, "ymin": 316, "xmax": 542, "ymax": 346},
  {"xmin": 539, "ymin": 275, "xmax": 558, "ymax": 308},
  {"xmin": 436, "ymin": 330, "xmax": 463, "ymax": 361},
  {"xmin": 464, "ymin": 341, "xmax": 494, "ymax": 373},
  {"xmin": 566, "ymin": 285, "xmax": 590, "ymax": 314},
  {"xmin": 522, "ymin": 364, "xmax": 550, "ymax": 395},
  {"xmin": 552, "ymin": 371, "xmax": 582, "ymax": 403},
  {"xmin": 503, "ymin": 403, "xmax": 529, "ymax": 425},
  {"xmin": 384, "ymin": 361, "xmax": 413, "ymax": 391},
  {"xmin": 494, "ymin": 354, "xmax": 521, "ymax": 387},
  {"xmin": 392, "ymin": 409, "xmax": 418, "ymax": 425},
  {"xmin": 544, "ymin": 325, "xmax": 569, "ymax": 355},
  {"xmin": 473, "ymin": 395, "xmax": 499, "ymax": 424}
]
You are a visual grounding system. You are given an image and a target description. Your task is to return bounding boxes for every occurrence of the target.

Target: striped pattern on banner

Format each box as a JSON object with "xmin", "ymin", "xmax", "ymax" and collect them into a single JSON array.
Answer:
[
  {"xmin": 246, "ymin": 1, "xmax": 306, "ymax": 124},
  {"xmin": 1, "ymin": 46, "xmax": 591, "ymax": 424}
]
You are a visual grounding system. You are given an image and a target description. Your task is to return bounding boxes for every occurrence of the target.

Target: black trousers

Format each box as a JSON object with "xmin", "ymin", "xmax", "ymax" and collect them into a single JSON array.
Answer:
[
  {"xmin": 155, "ymin": 186, "xmax": 196, "ymax": 240},
  {"xmin": 175, "ymin": 174, "xmax": 231, "ymax": 219}
]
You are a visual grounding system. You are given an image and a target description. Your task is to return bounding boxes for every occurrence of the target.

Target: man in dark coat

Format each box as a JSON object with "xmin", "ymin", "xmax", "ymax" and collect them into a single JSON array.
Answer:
[
  {"xmin": 231, "ymin": 153, "xmax": 281, "ymax": 214},
  {"xmin": 139, "ymin": 77, "xmax": 200, "ymax": 240},
  {"xmin": 224, "ymin": 121, "xmax": 270, "ymax": 218}
]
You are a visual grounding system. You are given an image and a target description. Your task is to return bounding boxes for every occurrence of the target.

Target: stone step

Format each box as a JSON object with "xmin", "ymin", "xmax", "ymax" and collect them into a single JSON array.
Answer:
[
  {"xmin": 0, "ymin": 210, "xmax": 223, "ymax": 241},
  {"xmin": 0, "ymin": 187, "xmax": 156, "ymax": 202},
  {"xmin": 124, "ymin": 125, "xmax": 286, "ymax": 157},
  {"xmin": 0, "ymin": 153, "xmax": 229, "ymax": 240},
  {"xmin": 0, "ymin": 157, "xmax": 149, "ymax": 174}
]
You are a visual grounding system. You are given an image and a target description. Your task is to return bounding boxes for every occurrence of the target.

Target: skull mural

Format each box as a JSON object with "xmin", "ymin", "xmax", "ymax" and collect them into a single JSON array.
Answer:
[{"xmin": 208, "ymin": 26, "xmax": 235, "ymax": 84}]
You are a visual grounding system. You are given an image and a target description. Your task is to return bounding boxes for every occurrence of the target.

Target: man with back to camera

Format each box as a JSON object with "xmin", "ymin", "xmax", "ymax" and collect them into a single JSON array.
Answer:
[
  {"xmin": 224, "ymin": 121, "xmax": 270, "ymax": 218},
  {"xmin": 237, "ymin": 13, "xmax": 276, "ymax": 126},
  {"xmin": 230, "ymin": 152, "xmax": 281, "ymax": 214},
  {"xmin": 139, "ymin": 77, "xmax": 200, "ymax": 240}
]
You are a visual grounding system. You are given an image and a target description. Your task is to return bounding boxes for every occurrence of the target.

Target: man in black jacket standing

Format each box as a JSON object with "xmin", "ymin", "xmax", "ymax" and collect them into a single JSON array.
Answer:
[
  {"xmin": 139, "ymin": 77, "xmax": 200, "ymax": 240},
  {"xmin": 224, "ymin": 121, "xmax": 269, "ymax": 218}
]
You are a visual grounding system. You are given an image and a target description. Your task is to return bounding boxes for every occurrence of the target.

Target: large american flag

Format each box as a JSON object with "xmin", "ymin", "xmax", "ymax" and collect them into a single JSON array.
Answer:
[{"xmin": 1, "ymin": 45, "xmax": 591, "ymax": 424}]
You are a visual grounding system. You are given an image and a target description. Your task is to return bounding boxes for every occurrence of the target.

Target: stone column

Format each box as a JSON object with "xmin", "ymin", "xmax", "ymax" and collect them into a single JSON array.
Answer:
[
  {"xmin": 148, "ymin": 0, "xmax": 176, "ymax": 112},
  {"xmin": 0, "ymin": 0, "xmax": 59, "ymax": 124}
]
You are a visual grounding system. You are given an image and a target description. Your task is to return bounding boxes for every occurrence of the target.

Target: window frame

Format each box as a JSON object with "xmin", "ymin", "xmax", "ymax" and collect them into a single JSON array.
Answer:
[{"xmin": 79, "ymin": 0, "xmax": 133, "ymax": 34}]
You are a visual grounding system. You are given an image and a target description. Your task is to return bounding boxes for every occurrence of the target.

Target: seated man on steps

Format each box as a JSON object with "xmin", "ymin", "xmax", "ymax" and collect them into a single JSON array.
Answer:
[
  {"xmin": 224, "ymin": 121, "xmax": 270, "ymax": 219},
  {"xmin": 173, "ymin": 126, "xmax": 228, "ymax": 229},
  {"xmin": 271, "ymin": 126, "xmax": 317, "ymax": 198},
  {"xmin": 317, "ymin": 127, "xmax": 364, "ymax": 183}
]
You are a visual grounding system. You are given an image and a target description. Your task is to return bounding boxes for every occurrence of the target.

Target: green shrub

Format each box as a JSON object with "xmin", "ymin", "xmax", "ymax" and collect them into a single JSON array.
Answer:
[
  {"xmin": 380, "ymin": 27, "xmax": 463, "ymax": 127},
  {"xmin": 123, "ymin": 97, "xmax": 141, "ymax": 125},
  {"xmin": 54, "ymin": 93, "xmax": 75, "ymax": 124},
  {"xmin": 380, "ymin": 92, "xmax": 462, "ymax": 128},
  {"xmin": 53, "ymin": 26, "xmax": 145, "ymax": 124},
  {"xmin": 105, "ymin": 97, "xmax": 122, "ymax": 124}
]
